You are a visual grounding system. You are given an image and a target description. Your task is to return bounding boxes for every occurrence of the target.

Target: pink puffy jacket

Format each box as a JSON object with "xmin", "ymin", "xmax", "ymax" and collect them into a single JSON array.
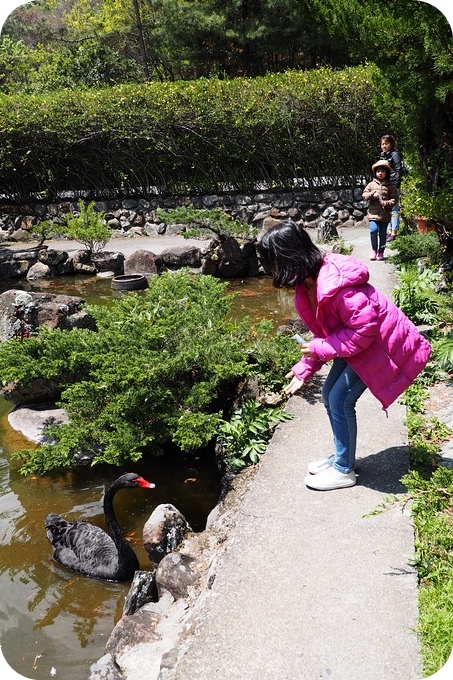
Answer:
[{"xmin": 291, "ymin": 253, "xmax": 432, "ymax": 410}]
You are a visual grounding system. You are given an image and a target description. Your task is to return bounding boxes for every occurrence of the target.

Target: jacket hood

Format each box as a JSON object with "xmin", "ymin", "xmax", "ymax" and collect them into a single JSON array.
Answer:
[{"xmin": 317, "ymin": 253, "xmax": 370, "ymax": 300}]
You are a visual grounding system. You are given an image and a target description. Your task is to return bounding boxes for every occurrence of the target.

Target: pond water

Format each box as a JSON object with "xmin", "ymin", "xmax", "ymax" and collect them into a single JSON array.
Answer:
[{"xmin": 0, "ymin": 274, "xmax": 295, "ymax": 679}]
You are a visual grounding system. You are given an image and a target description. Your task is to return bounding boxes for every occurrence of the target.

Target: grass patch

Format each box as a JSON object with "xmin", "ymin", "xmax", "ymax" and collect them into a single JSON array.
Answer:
[
  {"xmin": 402, "ymin": 364, "xmax": 453, "ymax": 675},
  {"xmin": 402, "ymin": 467, "xmax": 453, "ymax": 676}
]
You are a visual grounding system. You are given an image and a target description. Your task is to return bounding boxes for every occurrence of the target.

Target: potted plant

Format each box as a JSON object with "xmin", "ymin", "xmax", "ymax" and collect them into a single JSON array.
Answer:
[{"xmin": 400, "ymin": 176, "xmax": 436, "ymax": 233}]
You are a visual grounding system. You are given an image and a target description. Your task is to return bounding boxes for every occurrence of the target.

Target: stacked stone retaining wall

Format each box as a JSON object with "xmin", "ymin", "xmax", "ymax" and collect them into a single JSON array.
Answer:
[
  {"xmin": 0, "ymin": 186, "xmax": 368, "ymax": 242},
  {"xmin": 0, "ymin": 186, "xmax": 369, "ymax": 280}
]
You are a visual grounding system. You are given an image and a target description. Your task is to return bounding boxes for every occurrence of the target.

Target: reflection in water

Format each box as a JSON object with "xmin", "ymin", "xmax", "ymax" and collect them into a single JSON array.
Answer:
[
  {"xmin": 1, "ymin": 436, "xmax": 222, "ymax": 679},
  {"xmin": 0, "ymin": 271, "xmax": 296, "ymax": 325},
  {"xmin": 0, "ymin": 274, "xmax": 295, "ymax": 679},
  {"xmin": 227, "ymin": 277, "xmax": 295, "ymax": 323}
]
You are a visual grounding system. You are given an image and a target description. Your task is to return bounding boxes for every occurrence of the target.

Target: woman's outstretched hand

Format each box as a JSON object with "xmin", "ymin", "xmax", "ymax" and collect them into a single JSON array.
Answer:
[{"xmin": 283, "ymin": 372, "xmax": 305, "ymax": 395}]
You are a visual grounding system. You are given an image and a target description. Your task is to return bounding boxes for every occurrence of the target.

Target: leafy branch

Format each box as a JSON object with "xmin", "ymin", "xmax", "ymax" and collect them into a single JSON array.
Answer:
[{"xmin": 155, "ymin": 205, "xmax": 257, "ymax": 241}]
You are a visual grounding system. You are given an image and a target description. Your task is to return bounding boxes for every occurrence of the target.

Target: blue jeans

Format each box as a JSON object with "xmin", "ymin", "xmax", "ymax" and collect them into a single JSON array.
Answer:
[
  {"xmin": 369, "ymin": 220, "xmax": 388, "ymax": 254},
  {"xmin": 391, "ymin": 195, "xmax": 400, "ymax": 232},
  {"xmin": 322, "ymin": 358, "xmax": 367, "ymax": 473}
]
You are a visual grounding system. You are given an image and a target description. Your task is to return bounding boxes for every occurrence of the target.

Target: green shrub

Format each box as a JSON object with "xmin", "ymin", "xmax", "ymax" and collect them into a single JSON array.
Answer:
[
  {"xmin": 405, "ymin": 412, "xmax": 450, "ymax": 469},
  {"xmin": 0, "ymin": 270, "xmax": 300, "ymax": 474},
  {"xmin": 29, "ymin": 219, "xmax": 64, "ymax": 245},
  {"xmin": 388, "ymin": 231, "xmax": 443, "ymax": 267},
  {"xmin": 400, "ymin": 466, "xmax": 453, "ymax": 677},
  {"xmin": 156, "ymin": 205, "xmax": 257, "ymax": 240},
  {"xmin": 217, "ymin": 399, "xmax": 293, "ymax": 471},
  {"xmin": 434, "ymin": 330, "xmax": 453, "ymax": 371},
  {"xmin": 0, "ymin": 64, "xmax": 386, "ymax": 199},
  {"xmin": 392, "ymin": 265, "xmax": 440, "ymax": 325},
  {"xmin": 63, "ymin": 200, "xmax": 111, "ymax": 253}
]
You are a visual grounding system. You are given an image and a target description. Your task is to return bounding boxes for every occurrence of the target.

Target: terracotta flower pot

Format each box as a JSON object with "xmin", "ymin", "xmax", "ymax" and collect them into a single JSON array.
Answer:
[{"xmin": 414, "ymin": 216, "xmax": 436, "ymax": 233}]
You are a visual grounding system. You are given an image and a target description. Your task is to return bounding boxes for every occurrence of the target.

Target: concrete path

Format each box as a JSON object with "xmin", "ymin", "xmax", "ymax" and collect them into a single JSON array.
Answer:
[
  {"xmin": 8, "ymin": 227, "xmax": 424, "ymax": 678},
  {"xmin": 166, "ymin": 227, "xmax": 423, "ymax": 680}
]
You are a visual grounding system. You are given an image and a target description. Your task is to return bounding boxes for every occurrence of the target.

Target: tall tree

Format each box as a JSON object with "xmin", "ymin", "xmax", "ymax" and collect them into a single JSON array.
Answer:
[{"xmin": 313, "ymin": 0, "xmax": 453, "ymax": 187}]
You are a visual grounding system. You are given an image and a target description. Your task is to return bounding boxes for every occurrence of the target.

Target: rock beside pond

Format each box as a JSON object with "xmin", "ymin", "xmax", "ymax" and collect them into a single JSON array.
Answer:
[
  {"xmin": 90, "ymin": 467, "xmax": 258, "ymax": 680},
  {"xmin": 124, "ymin": 249, "xmax": 163, "ymax": 276},
  {"xmin": 7, "ymin": 403, "xmax": 69, "ymax": 443},
  {"xmin": 160, "ymin": 245, "xmax": 202, "ymax": 270},
  {"xmin": 210, "ymin": 236, "xmax": 260, "ymax": 278},
  {"xmin": 143, "ymin": 503, "xmax": 193, "ymax": 567},
  {"xmin": 104, "ymin": 604, "xmax": 161, "ymax": 663},
  {"xmin": 91, "ymin": 250, "xmax": 125, "ymax": 274},
  {"xmin": 27, "ymin": 261, "xmax": 51, "ymax": 280},
  {"xmin": 123, "ymin": 570, "xmax": 157, "ymax": 616},
  {"xmin": 2, "ymin": 379, "xmax": 61, "ymax": 407},
  {"xmin": 72, "ymin": 249, "xmax": 96, "ymax": 274},
  {"xmin": 38, "ymin": 248, "xmax": 68, "ymax": 267},
  {"xmin": 0, "ymin": 290, "xmax": 96, "ymax": 342},
  {"xmin": 155, "ymin": 552, "xmax": 198, "ymax": 600}
]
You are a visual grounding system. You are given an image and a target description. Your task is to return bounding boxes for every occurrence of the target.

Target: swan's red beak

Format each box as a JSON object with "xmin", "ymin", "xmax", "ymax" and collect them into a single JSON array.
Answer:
[{"xmin": 137, "ymin": 477, "xmax": 156, "ymax": 489}]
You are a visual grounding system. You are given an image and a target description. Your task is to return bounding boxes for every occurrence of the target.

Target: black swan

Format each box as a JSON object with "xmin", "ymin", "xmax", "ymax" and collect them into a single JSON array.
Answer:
[{"xmin": 45, "ymin": 473, "xmax": 155, "ymax": 581}]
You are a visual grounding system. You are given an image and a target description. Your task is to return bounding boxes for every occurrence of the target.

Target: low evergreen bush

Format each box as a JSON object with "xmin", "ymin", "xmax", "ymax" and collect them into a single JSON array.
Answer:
[
  {"xmin": 63, "ymin": 199, "xmax": 111, "ymax": 253},
  {"xmin": 0, "ymin": 270, "xmax": 300, "ymax": 474},
  {"xmin": 387, "ymin": 231, "xmax": 443, "ymax": 267}
]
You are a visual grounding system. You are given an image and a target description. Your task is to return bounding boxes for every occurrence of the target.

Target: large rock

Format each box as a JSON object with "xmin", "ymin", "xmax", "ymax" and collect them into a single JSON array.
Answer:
[
  {"xmin": 105, "ymin": 605, "xmax": 160, "ymax": 658},
  {"xmin": 7, "ymin": 403, "xmax": 69, "ymax": 442},
  {"xmin": 123, "ymin": 570, "xmax": 156, "ymax": 616},
  {"xmin": 155, "ymin": 552, "xmax": 197, "ymax": 600},
  {"xmin": 26, "ymin": 261, "xmax": 51, "ymax": 280},
  {"xmin": 91, "ymin": 251, "xmax": 125, "ymax": 274},
  {"xmin": 0, "ymin": 290, "xmax": 96, "ymax": 342},
  {"xmin": 1, "ymin": 379, "xmax": 61, "ymax": 406},
  {"xmin": 0, "ymin": 259, "xmax": 31, "ymax": 278},
  {"xmin": 96, "ymin": 594, "xmax": 186, "ymax": 680},
  {"xmin": 124, "ymin": 249, "xmax": 162, "ymax": 276},
  {"xmin": 38, "ymin": 248, "xmax": 68, "ymax": 267},
  {"xmin": 208, "ymin": 236, "xmax": 259, "ymax": 278},
  {"xmin": 143, "ymin": 504, "xmax": 192, "ymax": 567},
  {"xmin": 317, "ymin": 218, "xmax": 339, "ymax": 241},
  {"xmin": 71, "ymin": 249, "xmax": 96, "ymax": 274},
  {"xmin": 159, "ymin": 245, "xmax": 201, "ymax": 269}
]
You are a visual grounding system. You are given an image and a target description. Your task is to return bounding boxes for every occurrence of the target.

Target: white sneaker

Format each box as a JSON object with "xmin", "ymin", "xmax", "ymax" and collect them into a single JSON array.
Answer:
[
  {"xmin": 304, "ymin": 467, "xmax": 356, "ymax": 491},
  {"xmin": 307, "ymin": 454, "xmax": 334, "ymax": 475}
]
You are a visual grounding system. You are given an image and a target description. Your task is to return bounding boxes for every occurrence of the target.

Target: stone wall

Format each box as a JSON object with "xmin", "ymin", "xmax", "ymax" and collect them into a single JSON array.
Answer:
[
  {"xmin": 0, "ymin": 186, "xmax": 369, "ymax": 280},
  {"xmin": 0, "ymin": 185, "xmax": 369, "ymax": 243}
]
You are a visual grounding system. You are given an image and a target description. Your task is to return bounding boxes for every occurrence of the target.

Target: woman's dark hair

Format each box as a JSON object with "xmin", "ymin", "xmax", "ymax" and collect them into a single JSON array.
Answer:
[
  {"xmin": 258, "ymin": 219, "xmax": 324, "ymax": 288},
  {"xmin": 380, "ymin": 133, "xmax": 397, "ymax": 149}
]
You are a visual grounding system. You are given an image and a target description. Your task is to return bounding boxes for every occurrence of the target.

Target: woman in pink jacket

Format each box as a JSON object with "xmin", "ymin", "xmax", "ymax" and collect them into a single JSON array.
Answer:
[{"xmin": 259, "ymin": 220, "xmax": 432, "ymax": 491}]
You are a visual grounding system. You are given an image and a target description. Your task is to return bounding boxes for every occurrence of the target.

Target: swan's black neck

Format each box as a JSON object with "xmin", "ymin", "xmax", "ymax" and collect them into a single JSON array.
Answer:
[{"xmin": 103, "ymin": 481, "xmax": 136, "ymax": 560}]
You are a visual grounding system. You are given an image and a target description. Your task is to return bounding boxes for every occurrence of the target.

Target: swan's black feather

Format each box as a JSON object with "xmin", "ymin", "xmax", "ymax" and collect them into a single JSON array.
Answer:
[{"xmin": 44, "ymin": 473, "xmax": 154, "ymax": 581}]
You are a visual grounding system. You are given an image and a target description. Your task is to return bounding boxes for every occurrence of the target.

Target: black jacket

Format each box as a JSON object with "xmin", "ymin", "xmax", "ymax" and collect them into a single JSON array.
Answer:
[{"xmin": 379, "ymin": 149, "xmax": 403, "ymax": 187}]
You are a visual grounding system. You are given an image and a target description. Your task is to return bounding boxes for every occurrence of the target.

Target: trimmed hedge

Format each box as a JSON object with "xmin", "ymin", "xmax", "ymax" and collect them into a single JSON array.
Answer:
[{"xmin": 0, "ymin": 64, "xmax": 389, "ymax": 200}]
